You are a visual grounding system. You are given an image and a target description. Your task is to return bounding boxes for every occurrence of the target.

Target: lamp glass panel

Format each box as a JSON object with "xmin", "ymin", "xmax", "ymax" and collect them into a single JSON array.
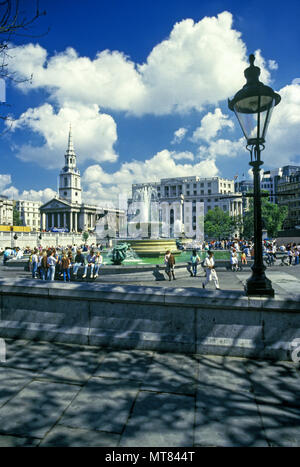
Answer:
[{"xmin": 234, "ymin": 95, "xmax": 275, "ymax": 143}]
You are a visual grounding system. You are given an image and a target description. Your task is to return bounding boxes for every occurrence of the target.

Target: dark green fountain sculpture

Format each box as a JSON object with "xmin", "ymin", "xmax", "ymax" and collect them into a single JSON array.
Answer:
[{"xmin": 111, "ymin": 243, "xmax": 129, "ymax": 265}]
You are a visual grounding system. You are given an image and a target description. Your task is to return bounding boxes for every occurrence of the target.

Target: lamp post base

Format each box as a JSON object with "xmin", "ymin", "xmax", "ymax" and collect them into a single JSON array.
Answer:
[{"xmin": 245, "ymin": 273, "xmax": 275, "ymax": 297}]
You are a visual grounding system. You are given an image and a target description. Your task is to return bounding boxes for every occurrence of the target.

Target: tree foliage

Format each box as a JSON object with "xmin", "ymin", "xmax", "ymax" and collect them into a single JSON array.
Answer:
[
  {"xmin": 242, "ymin": 195, "xmax": 288, "ymax": 239},
  {"xmin": 82, "ymin": 231, "xmax": 89, "ymax": 242},
  {"xmin": 13, "ymin": 205, "xmax": 21, "ymax": 225},
  {"xmin": 204, "ymin": 207, "xmax": 236, "ymax": 239}
]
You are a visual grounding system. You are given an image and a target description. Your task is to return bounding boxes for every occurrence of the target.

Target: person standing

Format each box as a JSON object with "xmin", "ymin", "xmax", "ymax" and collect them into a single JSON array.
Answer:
[
  {"xmin": 47, "ymin": 250, "xmax": 57, "ymax": 281},
  {"xmin": 190, "ymin": 249, "xmax": 200, "ymax": 277},
  {"xmin": 61, "ymin": 253, "xmax": 71, "ymax": 282},
  {"xmin": 164, "ymin": 250, "xmax": 176, "ymax": 281},
  {"xmin": 241, "ymin": 249, "xmax": 247, "ymax": 265},
  {"xmin": 202, "ymin": 251, "xmax": 220, "ymax": 290},
  {"xmin": 31, "ymin": 248, "xmax": 38, "ymax": 279},
  {"xmin": 230, "ymin": 248, "xmax": 239, "ymax": 271},
  {"xmin": 40, "ymin": 251, "xmax": 48, "ymax": 281}
]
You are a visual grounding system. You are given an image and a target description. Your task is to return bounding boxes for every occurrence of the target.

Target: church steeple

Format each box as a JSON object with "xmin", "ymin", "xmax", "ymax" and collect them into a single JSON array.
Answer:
[
  {"xmin": 59, "ymin": 124, "xmax": 82, "ymax": 204},
  {"xmin": 65, "ymin": 124, "xmax": 77, "ymax": 170}
]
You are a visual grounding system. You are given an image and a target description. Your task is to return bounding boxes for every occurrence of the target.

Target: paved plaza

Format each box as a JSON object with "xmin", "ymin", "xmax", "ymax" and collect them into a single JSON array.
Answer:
[
  {"xmin": 1, "ymin": 261, "xmax": 300, "ymax": 299},
  {"xmin": 0, "ymin": 263, "xmax": 299, "ymax": 447},
  {"xmin": 0, "ymin": 339, "xmax": 299, "ymax": 447}
]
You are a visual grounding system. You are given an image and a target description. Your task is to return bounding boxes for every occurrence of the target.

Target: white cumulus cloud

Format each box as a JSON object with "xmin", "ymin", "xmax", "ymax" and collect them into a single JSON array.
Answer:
[
  {"xmin": 9, "ymin": 103, "xmax": 118, "ymax": 169},
  {"xmin": 171, "ymin": 127, "xmax": 188, "ymax": 144},
  {"xmin": 81, "ymin": 149, "xmax": 219, "ymax": 205},
  {"xmin": 7, "ymin": 12, "xmax": 274, "ymax": 116},
  {"xmin": 191, "ymin": 108, "xmax": 234, "ymax": 143}
]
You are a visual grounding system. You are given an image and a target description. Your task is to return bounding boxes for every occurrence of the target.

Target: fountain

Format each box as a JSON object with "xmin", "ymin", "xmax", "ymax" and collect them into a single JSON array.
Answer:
[{"xmin": 125, "ymin": 186, "xmax": 179, "ymax": 257}]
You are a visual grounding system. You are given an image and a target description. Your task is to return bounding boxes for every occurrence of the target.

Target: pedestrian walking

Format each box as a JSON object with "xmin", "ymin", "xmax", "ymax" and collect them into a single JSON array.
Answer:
[{"xmin": 202, "ymin": 251, "xmax": 220, "ymax": 290}]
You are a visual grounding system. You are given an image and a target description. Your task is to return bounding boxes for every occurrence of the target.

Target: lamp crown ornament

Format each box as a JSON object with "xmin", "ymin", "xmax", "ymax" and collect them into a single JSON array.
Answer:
[{"xmin": 244, "ymin": 54, "xmax": 261, "ymax": 85}]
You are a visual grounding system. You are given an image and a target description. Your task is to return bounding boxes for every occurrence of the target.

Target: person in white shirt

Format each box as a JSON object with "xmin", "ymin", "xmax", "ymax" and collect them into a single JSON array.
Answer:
[
  {"xmin": 93, "ymin": 251, "xmax": 103, "ymax": 278},
  {"xmin": 202, "ymin": 250, "xmax": 220, "ymax": 290},
  {"xmin": 47, "ymin": 251, "xmax": 58, "ymax": 280}
]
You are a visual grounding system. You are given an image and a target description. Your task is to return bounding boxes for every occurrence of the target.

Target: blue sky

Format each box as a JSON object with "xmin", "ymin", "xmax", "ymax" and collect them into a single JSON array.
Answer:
[{"xmin": 1, "ymin": 0, "xmax": 300, "ymax": 206}]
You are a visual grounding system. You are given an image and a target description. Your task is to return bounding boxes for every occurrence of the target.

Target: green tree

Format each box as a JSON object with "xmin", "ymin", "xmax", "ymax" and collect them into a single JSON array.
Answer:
[
  {"xmin": 204, "ymin": 207, "xmax": 236, "ymax": 239},
  {"xmin": 242, "ymin": 196, "xmax": 288, "ymax": 239},
  {"xmin": 82, "ymin": 231, "xmax": 89, "ymax": 243},
  {"xmin": 13, "ymin": 206, "xmax": 21, "ymax": 225}
]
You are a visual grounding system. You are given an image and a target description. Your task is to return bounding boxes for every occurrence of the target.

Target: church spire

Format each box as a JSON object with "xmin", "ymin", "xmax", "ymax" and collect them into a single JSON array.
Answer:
[
  {"xmin": 66, "ymin": 123, "xmax": 75, "ymax": 156},
  {"xmin": 64, "ymin": 123, "xmax": 77, "ymax": 170}
]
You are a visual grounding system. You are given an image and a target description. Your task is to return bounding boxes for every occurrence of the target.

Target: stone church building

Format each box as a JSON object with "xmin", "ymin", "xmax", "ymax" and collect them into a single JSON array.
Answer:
[{"xmin": 40, "ymin": 126, "xmax": 122, "ymax": 233}]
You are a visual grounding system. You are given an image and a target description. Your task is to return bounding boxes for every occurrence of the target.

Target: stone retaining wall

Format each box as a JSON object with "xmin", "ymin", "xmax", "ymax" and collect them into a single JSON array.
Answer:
[
  {"xmin": 0, "ymin": 279, "xmax": 299, "ymax": 361},
  {"xmin": 0, "ymin": 232, "xmax": 97, "ymax": 249}
]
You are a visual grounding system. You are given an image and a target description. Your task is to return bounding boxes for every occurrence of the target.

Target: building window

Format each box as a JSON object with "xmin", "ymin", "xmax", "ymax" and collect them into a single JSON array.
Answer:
[
  {"xmin": 64, "ymin": 177, "xmax": 67, "ymax": 187},
  {"xmin": 64, "ymin": 191, "xmax": 67, "ymax": 196}
]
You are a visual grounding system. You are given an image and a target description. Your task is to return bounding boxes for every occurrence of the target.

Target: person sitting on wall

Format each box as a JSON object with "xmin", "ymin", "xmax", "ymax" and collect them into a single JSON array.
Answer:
[
  {"xmin": 82, "ymin": 249, "xmax": 96, "ymax": 279},
  {"xmin": 73, "ymin": 249, "xmax": 86, "ymax": 277},
  {"xmin": 93, "ymin": 251, "xmax": 103, "ymax": 278}
]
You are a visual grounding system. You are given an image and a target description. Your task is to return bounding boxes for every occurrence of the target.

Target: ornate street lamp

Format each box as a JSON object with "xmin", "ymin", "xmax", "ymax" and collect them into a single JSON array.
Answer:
[{"xmin": 228, "ymin": 54, "xmax": 281, "ymax": 296}]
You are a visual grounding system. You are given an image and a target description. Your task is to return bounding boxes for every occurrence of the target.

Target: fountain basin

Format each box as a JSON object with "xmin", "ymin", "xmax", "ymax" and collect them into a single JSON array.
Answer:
[{"xmin": 123, "ymin": 238, "xmax": 179, "ymax": 257}]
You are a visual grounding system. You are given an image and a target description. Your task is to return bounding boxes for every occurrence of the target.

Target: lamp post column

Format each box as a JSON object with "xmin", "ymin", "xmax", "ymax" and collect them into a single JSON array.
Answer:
[{"xmin": 246, "ymin": 144, "xmax": 274, "ymax": 296}]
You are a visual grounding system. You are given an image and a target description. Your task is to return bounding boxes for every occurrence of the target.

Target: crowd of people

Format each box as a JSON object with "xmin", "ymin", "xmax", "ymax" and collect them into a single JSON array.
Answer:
[
  {"xmin": 1, "ymin": 244, "xmax": 104, "ymax": 281},
  {"xmin": 1, "ymin": 237, "xmax": 300, "ymax": 286}
]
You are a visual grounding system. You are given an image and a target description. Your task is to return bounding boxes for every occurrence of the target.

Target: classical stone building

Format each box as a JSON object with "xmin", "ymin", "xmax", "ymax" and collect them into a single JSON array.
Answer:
[
  {"xmin": 129, "ymin": 176, "xmax": 243, "ymax": 239},
  {"xmin": 277, "ymin": 170, "xmax": 300, "ymax": 230},
  {"xmin": 16, "ymin": 200, "xmax": 42, "ymax": 231},
  {"xmin": 0, "ymin": 195, "xmax": 13, "ymax": 225},
  {"xmin": 40, "ymin": 126, "xmax": 124, "ymax": 234}
]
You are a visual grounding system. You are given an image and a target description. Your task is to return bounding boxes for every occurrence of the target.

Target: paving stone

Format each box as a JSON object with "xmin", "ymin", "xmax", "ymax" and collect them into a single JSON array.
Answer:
[
  {"xmin": 141, "ymin": 353, "xmax": 198, "ymax": 395},
  {"xmin": 197, "ymin": 355, "xmax": 252, "ymax": 393},
  {"xmin": 40, "ymin": 348, "xmax": 106, "ymax": 383},
  {"xmin": 93, "ymin": 349, "xmax": 154, "ymax": 381},
  {"xmin": 195, "ymin": 383, "xmax": 266, "ymax": 446},
  {"xmin": 246, "ymin": 360, "xmax": 300, "ymax": 406},
  {"xmin": 0, "ymin": 435, "xmax": 40, "ymax": 447},
  {"xmin": 40, "ymin": 426, "xmax": 120, "ymax": 447},
  {"xmin": 194, "ymin": 418, "xmax": 268, "ymax": 447},
  {"xmin": 258, "ymin": 404, "xmax": 300, "ymax": 447},
  {"xmin": 58, "ymin": 377, "xmax": 140, "ymax": 434},
  {"xmin": 120, "ymin": 391, "xmax": 194, "ymax": 447},
  {"xmin": 0, "ymin": 341, "xmax": 62, "ymax": 372},
  {"xmin": 0, "ymin": 367, "xmax": 34, "ymax": 408},
  {"xmin": 0, "ymin": 380, "xmax": 81, "ymax": 438}
]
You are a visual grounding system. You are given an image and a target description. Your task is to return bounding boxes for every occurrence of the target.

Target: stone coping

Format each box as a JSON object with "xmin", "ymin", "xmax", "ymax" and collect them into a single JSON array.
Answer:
[
  {"xmin": 0, "ymin": 278, "xmax": 299, "ymax": 312},
  {"xmin": 4, "ymin": 258, "xmax": 255, "ymax": 273}
]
